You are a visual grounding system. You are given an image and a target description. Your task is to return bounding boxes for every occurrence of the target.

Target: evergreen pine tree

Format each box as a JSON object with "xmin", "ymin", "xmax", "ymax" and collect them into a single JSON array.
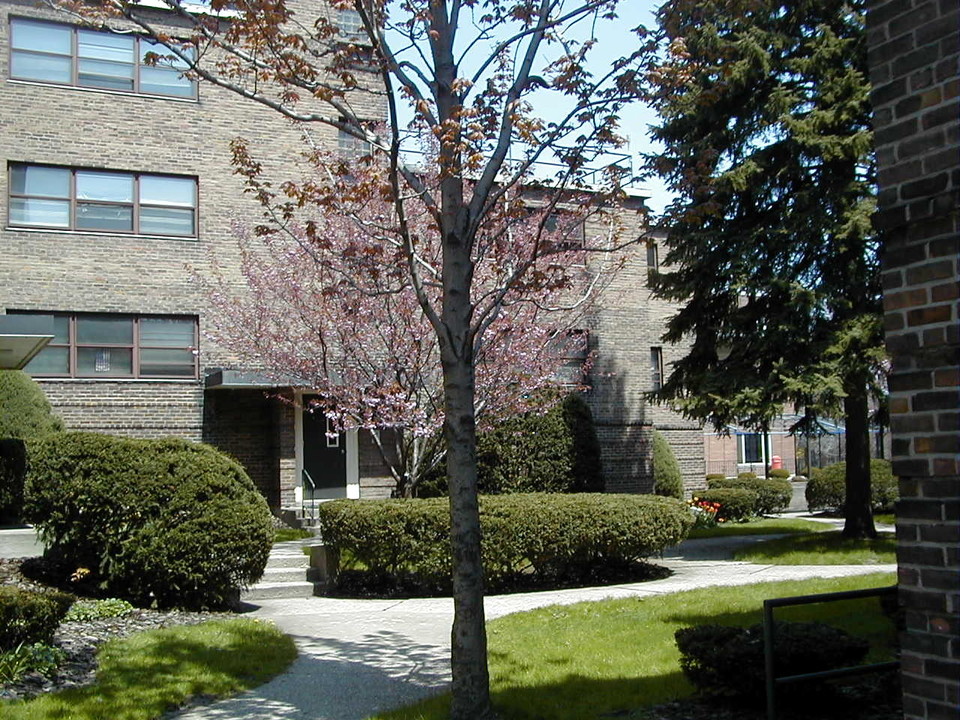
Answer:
[{"xmin": 644, "ymin": 0, "xmax": 884, "ymax": 538}]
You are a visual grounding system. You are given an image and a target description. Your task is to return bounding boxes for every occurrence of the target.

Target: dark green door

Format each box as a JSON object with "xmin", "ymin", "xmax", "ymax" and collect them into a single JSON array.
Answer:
[{"xmin": 302, "ymin": 400, "xmax": 347, "ymax": 499}]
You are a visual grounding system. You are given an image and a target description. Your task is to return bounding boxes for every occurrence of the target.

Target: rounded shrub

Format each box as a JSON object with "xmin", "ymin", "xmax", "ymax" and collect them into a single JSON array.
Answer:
[
  {"xmin": 0, "ymin": 587, "xmax": 75, "ymax": 651},
  {"xmin": 707, "ymin": 476, "xmax": 792, "ymax": 516},
  {"xmin": 736, "ymin": 471, "xmax": 758, "ymax": 481},
  {"xmin": 652, "ymin": 429, "xmax": 684, "ymax": 499},
  {"xmin": 676, "ymin": 621, "xmax": 870, "ymax": 699},
  {"xmin": 0, "ymin": 371, "xmax": 63, "ymax": 521},
  {"xmin": 705, "ymin": 473, "xmax": 727, "ymax": 483},
  {"xmin": 805, "ymin": 458, "xmax": 898, "ymax": 513},
  {"xmin": 695, "ymin": 487, "xmax": 758, "ymax": 522},
  {"xmin": 24, "ymin": 432, "xmax": 274, "ymax": 609},
  {"xmin": 0, "ymin": 370, "xmax": 64, "ymax": 440},
  {"xmin": 317, "ymin": 493, "xmax": 693, "ymax": 593},
  {"xmin": 421, "ymin": 393, "xmax": 604, "ymax": 497},
  {"xmin": 768, "ymin": 468, "xmax": 791, "ymax": 479}
]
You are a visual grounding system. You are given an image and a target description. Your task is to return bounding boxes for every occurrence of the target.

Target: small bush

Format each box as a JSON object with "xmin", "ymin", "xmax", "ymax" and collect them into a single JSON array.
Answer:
[
  {"xmin": 768, "ymin": 468, "xmax": 791, "ymax": 479},
  {"xmin": 24, "ymin": 432, "xmax": 274, "ymax": 610},
  {"xmin": 652, "ymin": 429, "xmax": 684, "ymax": 499},
  {"xmin": 806, "ymin": 459, "xmax": 898, "ymax": 513},
  {"xmin": 694, "ymin": 488, "xmax": 758, "ymax": 522},
  {"xmin": 737, "ymin": 471, "xmax": 758, "ymax": 481},
  {"xmin": 317, "ymin": 493, "xmax": 693, "ymax": 593},
  {"xmin": 0, "ymin": 642, "xmax": 68, "ymax": 684},
  {"xmin": 0, "ymin": 587, "xmax": 75, "ymax": 651},
  {"xmin": 707, "ymin": 476, "xmax": 792, "ymax": 515},
  {"xmin": 676, "ymin": 621, "xmax": 870, "ymax": 699},
  {"xmin": 705, "ymin": 473, "xmax": 727, "ymax": 483},
  {"xmin": 63, "ymin": 598, "xmax": 134, "ymax": 623}
]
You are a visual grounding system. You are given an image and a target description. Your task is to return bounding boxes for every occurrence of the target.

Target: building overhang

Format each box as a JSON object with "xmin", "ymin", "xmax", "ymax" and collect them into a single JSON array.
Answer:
[
  {"xmin": 204, "ymin": 368, "xmax": 307, "ymax": 390},
  {"xmin": 0, "ymin": 315, "xmax": 54, "ymax": 370}
]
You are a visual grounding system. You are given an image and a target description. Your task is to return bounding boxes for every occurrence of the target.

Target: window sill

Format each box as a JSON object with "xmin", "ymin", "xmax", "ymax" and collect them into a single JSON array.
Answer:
[
  {"xmin": 5, "ymin": 226, "xmax": 198, "ymax": 242},
  {"xmin": 6, "ymin": 79, "xmax": 199, "ymax": 104}
]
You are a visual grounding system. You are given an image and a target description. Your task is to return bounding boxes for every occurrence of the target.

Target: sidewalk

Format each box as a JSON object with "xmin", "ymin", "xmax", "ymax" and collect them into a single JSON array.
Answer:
[{"xmin": 168, "ymin": 530, "xmax": 896, "ymax": 720}]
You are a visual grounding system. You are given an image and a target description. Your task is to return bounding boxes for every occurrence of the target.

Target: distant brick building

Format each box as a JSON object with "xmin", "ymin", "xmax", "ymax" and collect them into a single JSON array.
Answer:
[
  {"xmin": 0, "ymin": 0, "xmax": 702, "ymax": 511},
  {"xmin": 867, "ymin": 0, "xmax": 959, "ymax": 717}
]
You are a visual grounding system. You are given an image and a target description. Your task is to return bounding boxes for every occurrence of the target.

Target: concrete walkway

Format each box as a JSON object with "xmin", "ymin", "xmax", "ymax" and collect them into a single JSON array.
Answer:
[{"xmin": 168, "ymin": 525, "xmax": 896, "ymax": 720}]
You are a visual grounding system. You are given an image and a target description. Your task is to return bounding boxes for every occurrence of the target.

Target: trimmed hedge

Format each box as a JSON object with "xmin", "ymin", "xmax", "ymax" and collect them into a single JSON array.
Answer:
[
  {"xmin": 768, "ymin": 468, "xmax": 791, "ymax": 479},
  {"xmin": 317, "ymin": 493, "xmax": 693, "ymax": 593},
  {"xmin": 676, "ymin": 622, "xmax": 870, "ymax": 699},
  {"xmin": 694, "ymin": 488, "xmax": 758, "ymax": 522},
  {"xmin": 707, "ymin": 476, "xmax": 792, "ymax": 516},
  {"xmin": 0, "ymin": 587, "xmax": 75, "ymax": 651},
  {"xmin": 652, "ymin": 429, "xmax": 684, "ymax": 500},
  {"xmin": 24, "ymin": 432, "xmax": 274, "ymax": 610},
  {"xmin": 419, "ymin": 393, "xmax": 604, "ymax": 497},
  {"xmin": 806, "ymin": 459, "xmax": 898, "ymax": 513}
]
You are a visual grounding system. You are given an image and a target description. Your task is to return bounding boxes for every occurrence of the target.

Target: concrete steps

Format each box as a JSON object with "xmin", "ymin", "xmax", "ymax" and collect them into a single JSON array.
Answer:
[{"xmin": 242, "ymin": 540, "xmax": 323, "ymax": 601}]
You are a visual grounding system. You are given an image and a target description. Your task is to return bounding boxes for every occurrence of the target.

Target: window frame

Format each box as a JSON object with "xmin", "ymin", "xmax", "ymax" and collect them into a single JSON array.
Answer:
[
  {"xmin": 9, "ymin": 311, "xmax": 199, "ymax": 380},
  {"xmin": 738, "ymin": 432, "xmax": 770, "ymax": 465},
  {"xmin": 8, "ymin": 16, "xmax": 197, "ymax": 100},
  {"xmin": 651, "ymin": 346, "xmax": 664, "ymax": 391},
  {"xmin": 8, "ymin": 164, "xmax": 198, "ymax": 238}
]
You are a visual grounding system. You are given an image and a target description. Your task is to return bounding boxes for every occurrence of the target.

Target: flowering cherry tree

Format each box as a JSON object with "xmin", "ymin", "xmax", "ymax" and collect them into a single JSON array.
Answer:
[
  {"xmin": 49, "ymin": 0, "xmax": 644, "ymax": 715},
  {"xmin": 206, "ymin": 150, "xmax": 616, "ymax": 498}
]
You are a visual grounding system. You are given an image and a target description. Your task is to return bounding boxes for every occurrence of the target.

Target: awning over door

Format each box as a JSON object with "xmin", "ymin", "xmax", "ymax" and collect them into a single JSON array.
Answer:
[{"xmin": 0, "ymin": 315, "xmax": 54, "ymax": 370}]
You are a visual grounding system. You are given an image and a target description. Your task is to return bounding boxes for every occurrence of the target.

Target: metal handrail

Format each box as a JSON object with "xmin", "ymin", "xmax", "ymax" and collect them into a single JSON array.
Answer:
[
  {"xmin": 763, "ymin": 585, "xmax": 900, "ymax": 720},
  {"xmin": 301, "ymin": 469, "xmax": 317, "ymax": 523}
]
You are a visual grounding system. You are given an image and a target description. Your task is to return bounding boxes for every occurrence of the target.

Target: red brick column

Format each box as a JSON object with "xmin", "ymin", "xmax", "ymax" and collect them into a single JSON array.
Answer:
[{"xmin": 867, "ymin": 0, "xmax": 959, "ymax": 717}]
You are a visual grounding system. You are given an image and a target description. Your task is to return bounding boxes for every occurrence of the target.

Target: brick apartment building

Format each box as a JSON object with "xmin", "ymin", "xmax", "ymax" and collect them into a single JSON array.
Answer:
[{"xmin": 0, "ymin": 0, "xmax": 703, "ymax": 512}]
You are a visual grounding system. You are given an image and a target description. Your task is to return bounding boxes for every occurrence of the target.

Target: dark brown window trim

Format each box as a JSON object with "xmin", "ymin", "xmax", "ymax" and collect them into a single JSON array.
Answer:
[
  {"xmin": 8, "ymin": 15, "xmax": 198, "ymax": 100},
  {"xmin": 8, "ymin": 163, "xmax": 198, "ymax": 238},
  {"xmin": 9, "ymin": 311, "xmax": 200, "ymax": 380}
]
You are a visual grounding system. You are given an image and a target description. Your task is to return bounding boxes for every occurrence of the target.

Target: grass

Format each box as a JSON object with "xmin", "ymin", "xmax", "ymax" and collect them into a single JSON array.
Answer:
[
  {"xmin": 687, "ymin": 517, "xmax": 830, "ymax": 539},
  {"xmin": 371, "ymin": 572, "xmax": 896, "ymax": 720},
  {"xmin": 873, "ymin": 513, "xmax": 896, "ymax": 526},
  {"xmin": 0, "ymin": 618, "xmax": 297, "ymax": 720},
  {"xmin": 274, "ymin": 527, "xmax": 314, "ymax": 543},
  {"xmin": 734, "ymin": 531, "xmax": 897, "ymax": 565}
]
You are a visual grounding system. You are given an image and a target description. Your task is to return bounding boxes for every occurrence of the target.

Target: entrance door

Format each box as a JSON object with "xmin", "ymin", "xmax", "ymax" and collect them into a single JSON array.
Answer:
[{"xmin": 301, "ymin": 401, "xmax": 347, "ymax": 499}]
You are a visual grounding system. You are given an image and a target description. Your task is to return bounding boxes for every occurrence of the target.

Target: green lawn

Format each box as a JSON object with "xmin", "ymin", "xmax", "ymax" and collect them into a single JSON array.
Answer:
[
  {"xmin": 734, "ymin": 531, "xmax": 897, "ymax": 565},
  {"xmin": 371, "ymin": 572, "xmax": 896, "ymax": 720},
  {"xmin": 688, "ymin": 517, "xmax": 830, "ymax": 539},
  {"xmin": 1, "ymin": 619, "xmax": 296, "ymax": 720}
]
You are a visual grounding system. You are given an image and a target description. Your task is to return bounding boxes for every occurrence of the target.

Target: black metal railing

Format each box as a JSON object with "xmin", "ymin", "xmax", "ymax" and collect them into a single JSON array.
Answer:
[
  {"xmin": 301, "ymin": 468, "xmax": 317, "ymax": 524},
  {"xmin": 763, "ymin": 585, "xmax": 900, "ymax": 720}
]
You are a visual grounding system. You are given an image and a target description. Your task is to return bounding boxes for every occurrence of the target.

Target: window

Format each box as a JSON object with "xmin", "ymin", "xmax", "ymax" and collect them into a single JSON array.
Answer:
[
  {"xmin": 10, "ymin": 17, "xmax": 196, "ymax": 99},
  {"xmin": 9, "ymin": 165, "xmax": 197, "ymax": 236},
  {"xmin": 335, "ymin": 8, "xmax": 368, "ymax": 44},
  {"xmin": 651, "ymin": 346, "xmax": 664, "ymax": 390},
  {"xmin": 10, "ymin": 312, "xmax": 198, "ymax": 379},
  {"xmin": 739, "ymin": 433, "xmax": 770, "ymax": 465},
  {"xmin": 543, "ymin": 211, "xmax": 586, "ymax": 251},
  {"xmin": 553, "ymin": 329, "xmax": 589, "ymax": 385},
  {"xmin": 337, "ymin": 119, "xmax": 375, "ymax": 158},
  {"xmin": 646, "ymin": 242, "xmax": 659, "ymax": 270}
]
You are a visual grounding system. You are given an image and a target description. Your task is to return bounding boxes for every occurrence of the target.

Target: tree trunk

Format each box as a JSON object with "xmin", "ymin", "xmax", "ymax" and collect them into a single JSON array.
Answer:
[
  {"xmin": 841, "ymin": 383, "xmax": 877, "ymax": 539},
  {"xmin": 443, "ymin": 348, "xmax": 493, "ymax": 720}
]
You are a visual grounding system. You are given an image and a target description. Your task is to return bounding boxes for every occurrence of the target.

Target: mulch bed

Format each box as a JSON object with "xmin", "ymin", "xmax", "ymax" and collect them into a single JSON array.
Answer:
[{"xmin": 0, "ymin": 558, "xmax": 234, "ymax": 702}]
